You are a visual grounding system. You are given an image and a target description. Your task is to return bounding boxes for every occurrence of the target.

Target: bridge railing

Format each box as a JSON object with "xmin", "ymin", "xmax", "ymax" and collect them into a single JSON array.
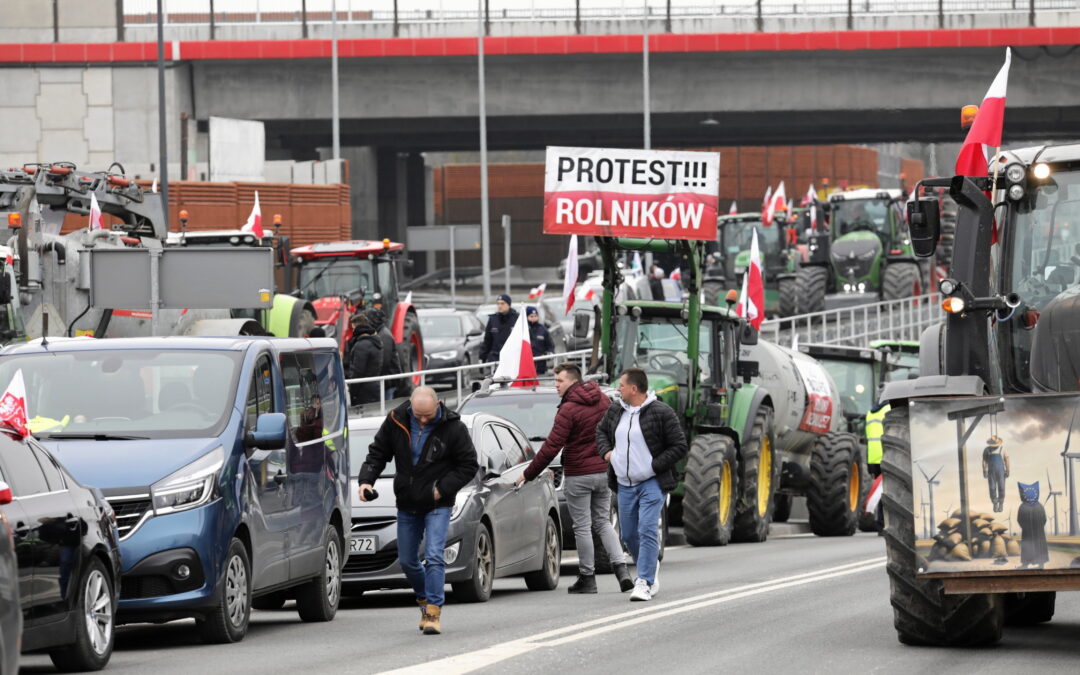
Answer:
[{"xmin": 759, "ymin": 293, "xmax": 940, "ymax": 349}]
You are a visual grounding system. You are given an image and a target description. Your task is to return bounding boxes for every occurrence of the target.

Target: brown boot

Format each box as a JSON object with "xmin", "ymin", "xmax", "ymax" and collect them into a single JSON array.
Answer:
[
  {"xmin": 422, "ymin": 604, "xmax": 442, "ymax": 635},
  {"xmin": 417, "ymin": 598, "xmax": 428, "ymax": 631}
]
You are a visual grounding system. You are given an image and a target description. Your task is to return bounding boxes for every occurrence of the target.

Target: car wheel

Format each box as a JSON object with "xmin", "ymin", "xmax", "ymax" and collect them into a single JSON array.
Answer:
[
  {"xmin": 199, "ymin": 538, "xmax": 251, "ymax": 644},
  {"xmin": 523, "ymin": 516, "xmax": 561, "ymax": 591},
  {"xmin": 296, "ymin": 524, "xmax": 343, "ymax": 622},
  {"xmin": 451, "ymin": 524, "xmax": 494, "ymax": 603},
  {"xmin": 49, "ymin": 557, "xmax": 115, "ymax": 672}
]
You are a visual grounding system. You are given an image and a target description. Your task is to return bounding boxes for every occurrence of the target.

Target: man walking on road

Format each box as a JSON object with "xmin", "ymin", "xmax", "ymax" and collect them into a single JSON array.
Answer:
[
  {"xmin": 597, "ymin": 368, "xmax": 688, "ymax": 602},
  {"xmin": 516, "ymin": 363, "xmax": 634, "ymax": 594},
  {"xmin": 357, "ymin": 386, "xmax": 479, "ymax": 635}
]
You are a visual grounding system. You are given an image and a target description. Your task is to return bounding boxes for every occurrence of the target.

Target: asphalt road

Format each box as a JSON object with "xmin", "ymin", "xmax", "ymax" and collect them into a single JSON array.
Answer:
[{"xmin": 19, "ymin": 529, "xmax": 1080, "ymax": 674}]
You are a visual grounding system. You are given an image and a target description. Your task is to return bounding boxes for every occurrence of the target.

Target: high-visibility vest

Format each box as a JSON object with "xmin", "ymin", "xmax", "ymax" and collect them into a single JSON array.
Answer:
[{"xmin": 865, "ymin": 404, "xmax": 891, "ymax": 465}]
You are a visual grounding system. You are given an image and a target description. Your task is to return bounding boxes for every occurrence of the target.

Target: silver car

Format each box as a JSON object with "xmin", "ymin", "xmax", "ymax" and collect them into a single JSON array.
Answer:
[{"xmin": 344, "ymin": 413, "xmax": 561, "ymax": 602}]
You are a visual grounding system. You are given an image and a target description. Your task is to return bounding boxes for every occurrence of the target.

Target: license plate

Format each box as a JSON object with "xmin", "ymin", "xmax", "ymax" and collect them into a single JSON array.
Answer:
[{"xmin": 350, "ymin": 536, "xmax": 377, "ymax": 555}]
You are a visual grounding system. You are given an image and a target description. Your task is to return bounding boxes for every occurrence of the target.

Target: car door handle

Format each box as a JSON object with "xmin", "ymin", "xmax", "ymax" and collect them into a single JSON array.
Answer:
[
  {"xmin": 274, "ymin": 470, "xmax": 287, "ymax": 485},
  {"xmin": 13, "ymin": 522, "xmax": 29, "ymax": 540}
]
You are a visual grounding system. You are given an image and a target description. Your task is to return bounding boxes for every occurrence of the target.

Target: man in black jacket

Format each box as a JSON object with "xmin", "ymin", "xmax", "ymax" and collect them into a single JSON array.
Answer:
[
  {"xmin": 357, "ymin": 386, "xmax": 479, "ymax": 635},
  {"xmin": 597, "ymin": 368, "xmax": 688, "ymax": 602},
  {"xmin": 347, "ymin": 313, "xmax": 382, "ymax": 405},
  {"xmin": 366, "ymin": 307, "xmax": 404, "ymax": 398},
  {"xmin": 480, "ymin": 294, "xmax": 519, "ymax": 362}
]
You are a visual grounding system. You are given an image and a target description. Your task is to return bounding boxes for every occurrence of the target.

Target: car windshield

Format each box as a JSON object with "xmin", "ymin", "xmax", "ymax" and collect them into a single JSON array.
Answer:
[
  {"xmin": 1006, "ymin": 169, "xmax": 1080, "ymax": 388},
  {"xmin": 420, "ymin": 315, "xmax": 462, "ymax": 338},
  {"xmin": 298, "ymin": 258, "xmax": 374, "ymax": 301},
  {"xmin": 616, "ymin": 317, "xmax": 712, "ymax": 384},
  {"xmin": 832, "ymin": 199, "xmax": 894, "ymax": 237},
  {"xmin": 458, "ymin": 393, "xmax": 561, "ymax": 440},
  {"xmin": 0, "ymin": 349, "xmax": 242, "ymax": 439},
  {"xmin": 348, "ymin": 427, "xmax": 393, "ymax": 477},
  {"xmin": 818, "ymin": 358, "xmax": 875, "ymax": 418}
]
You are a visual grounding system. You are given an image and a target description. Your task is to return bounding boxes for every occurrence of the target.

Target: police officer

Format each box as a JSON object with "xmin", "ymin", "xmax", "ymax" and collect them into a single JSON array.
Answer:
[{"xmin": 865, "ymin": 400, "xmax": 891, "ymax": 532}]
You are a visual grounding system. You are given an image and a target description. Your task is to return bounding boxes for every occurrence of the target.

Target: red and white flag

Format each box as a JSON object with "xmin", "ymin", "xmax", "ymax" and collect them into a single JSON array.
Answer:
[
  {"xmin": 528, "ymin": 283, "xmax": 547, "ymax": 300},
  {"xmin": 728, "ymin": 201, "xmax": 738, "ymax": 215},
  {"xmin": 767, "ymin": 181, "xmax": 787, "ymax": 226},
  {"xmin": 0, "ymin": 370, "xmax": 29, "ymax": 438},
  {"xmin": 955, "ymin": 48, "xmax": 1011, "ymax": 178},
  {"xmin": 801, "ymin": 183, "xmax": 816, "ymax": 207},
  {"xmin": 89, "ymin": 192, "xmax": 103, "ymax": 231},
  {"xmin": 242, "ymin": 191, "xmax": 265, "ymax": 238},
  {"xmin": 492, "ymin": 312, "xmax": 537, "ymax": 387},
  {"xmin": 562, "ymin": 235, "xmax": 579, "ymax": 314},
  {"xmin": 761, "ymin": 186, "xmax": 773, "ymax": 225},
  {"xmin": 583, "ymin": 287, "xmax": 596, "ymax": 302},
  {"xmin": 865, "ymin": 474, "xmax": 883, "ymax": 513},
  {"xmin": 735, "ymin": 228, "xmax": 765, "ymax": 330}
]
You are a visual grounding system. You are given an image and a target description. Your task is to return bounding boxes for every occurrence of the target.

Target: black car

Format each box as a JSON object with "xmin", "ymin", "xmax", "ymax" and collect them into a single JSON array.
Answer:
[
  {"xmin": 0, "ymin": 432, "xmax": 121, "ymax": 671},
  {"xmin": 418, "ymin": 308, "xmax": 485, "ymax": 384},
  {"xmin": 0, "ymin": 481, "xmax": 21, "ymax": 675}
]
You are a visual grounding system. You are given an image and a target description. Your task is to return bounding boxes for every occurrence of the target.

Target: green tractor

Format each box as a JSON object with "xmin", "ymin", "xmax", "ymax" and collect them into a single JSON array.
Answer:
[
  {"xmin": 795, "ymin": 189, "xmax": 925, "ymax": 313},
  {"xmin": 703, "ymin": 213, "xmax": 798, "ymax": 316},
  {"xmin": 590, "ymin": 235, "xmax": 865, "ymax": 544}
]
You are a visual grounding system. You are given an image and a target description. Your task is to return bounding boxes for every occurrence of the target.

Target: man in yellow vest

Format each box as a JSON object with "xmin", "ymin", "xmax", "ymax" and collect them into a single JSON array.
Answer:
[{"xmin": 865, "ymin": 401, "xmax": 891, "ymax": 532}]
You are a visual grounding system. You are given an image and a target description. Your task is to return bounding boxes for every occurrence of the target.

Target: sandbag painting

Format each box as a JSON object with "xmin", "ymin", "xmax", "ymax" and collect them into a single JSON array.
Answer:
[{"xmin": 909, "ymin": 394, "xmax": 1080, "ymax": 575}]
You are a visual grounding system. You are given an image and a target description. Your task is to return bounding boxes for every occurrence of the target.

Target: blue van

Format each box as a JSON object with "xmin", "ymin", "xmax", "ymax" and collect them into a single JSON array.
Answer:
[{"xmin": 0, "ymin": 337, "xmax": 350, "ymax": 644}]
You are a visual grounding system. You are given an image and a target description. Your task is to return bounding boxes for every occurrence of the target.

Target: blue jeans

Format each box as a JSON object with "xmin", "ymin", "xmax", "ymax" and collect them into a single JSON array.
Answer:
[
  {"xmin": 617, "ymin": 477, "xmax": 663, "ymax": 585},
  {"xmin": 397, "ymin": 507, "xmax": 451, "ymax": 607}
]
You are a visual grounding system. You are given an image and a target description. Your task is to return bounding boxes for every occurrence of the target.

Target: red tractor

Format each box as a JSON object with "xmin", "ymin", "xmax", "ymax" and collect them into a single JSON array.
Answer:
[{"xmin": 290, "ymin": 239, "xmax": 424, "ymax": 380}]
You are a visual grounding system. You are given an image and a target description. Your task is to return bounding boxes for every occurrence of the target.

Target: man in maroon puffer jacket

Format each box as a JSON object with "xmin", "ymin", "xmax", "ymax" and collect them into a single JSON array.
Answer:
[{"xmin": 516, "ymin": 363, "xmax": 633, "ymax": 594}]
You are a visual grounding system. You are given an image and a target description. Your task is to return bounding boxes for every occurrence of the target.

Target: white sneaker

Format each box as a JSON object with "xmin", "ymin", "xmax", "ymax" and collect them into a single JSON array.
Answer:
[
  {"xmin": 649, "ymin": 568, "xmax": 659, "ymax": 597},
  {"xmin": 630, "ymin": 578, "xmax": 652, "ymax": 602}
]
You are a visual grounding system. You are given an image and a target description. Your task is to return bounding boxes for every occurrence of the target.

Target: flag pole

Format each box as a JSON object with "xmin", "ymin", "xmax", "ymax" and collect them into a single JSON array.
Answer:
[{"xmin": 989, "ymin": 146, "xmax": 1002, "ymax": 197}]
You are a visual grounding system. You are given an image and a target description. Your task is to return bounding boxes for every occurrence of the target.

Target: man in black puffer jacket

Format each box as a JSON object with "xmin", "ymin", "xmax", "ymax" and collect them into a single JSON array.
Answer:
[
  {"xmin": 366, "ymin": 307, "xmax": 405, "ymax": 398},
  {"xmin": 347, "ymin": 313, "xmax": 382, "ymax": 405},
  {"xmin": 357, "ymin": 387, "xmax": 479, "ymax": 635}
]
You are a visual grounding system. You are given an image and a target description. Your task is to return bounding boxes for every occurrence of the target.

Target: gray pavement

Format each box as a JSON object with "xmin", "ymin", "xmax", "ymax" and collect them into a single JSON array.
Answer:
[{"xmin": 19, "ymin": 531, "xmax": 1080, "ymax": 674}]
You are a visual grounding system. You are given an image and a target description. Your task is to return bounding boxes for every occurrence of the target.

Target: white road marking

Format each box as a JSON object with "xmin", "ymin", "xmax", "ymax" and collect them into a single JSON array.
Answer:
[{"xmin": 375, "ymin": 556, "xmax": 885, "ymax": 675}]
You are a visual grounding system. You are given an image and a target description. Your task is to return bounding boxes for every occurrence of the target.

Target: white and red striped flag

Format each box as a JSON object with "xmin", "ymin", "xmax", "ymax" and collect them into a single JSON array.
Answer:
[
  {"xmin": 242, "ymin": 191, "xmax": 265, "ymax": 238},
  {"xmin": 89, "ymin": 192, "xmax": 103, "ymax": 231},
  {"xmin": 735, "ymin": 228, "xmax": 765, "ymax": 330},
  {"xmin": 492, "ymin": 312, "xmax": 537, "ymax": 387},
  {"xmin": 767, "ymin": 181, "xmax": 787, "ymax": 226},
  {"xmin": 866, "ymin": 474, "xmax": 883, "ymax": 513},
  {"xmin": 562, "ymin": 235, "xmax": 579, "ymax": 314},
  {"xmin": 955, "ymin": 48, "xmax": 1011, "ymax": 178},
  {"xmin": 0, "ymin": 370, "xmax": 29, "ymax": 438},
  {"xmin": 728, "ymin": 201, "xmax": 738, "ymax": 215},
  {"xmin": 761, "ymin": 186, "xmax": 773, "ymax": 225},
  {"xmin": 528, "ymin": 283, "xmax": 547, "ymax": 300},
  {"xmin": 801, "ymin": 183, "xmax": 816, "ymax": 207}
]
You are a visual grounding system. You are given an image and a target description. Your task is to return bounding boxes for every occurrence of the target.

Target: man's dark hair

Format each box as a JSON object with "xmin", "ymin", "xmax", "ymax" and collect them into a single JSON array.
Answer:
[
  {"xmin": 553, "ymin": 362, "xmax": 581, "ymax": 381},
  {"xmin": 620, "ymin": 368, "xmax": 648, "ymax": 394}
]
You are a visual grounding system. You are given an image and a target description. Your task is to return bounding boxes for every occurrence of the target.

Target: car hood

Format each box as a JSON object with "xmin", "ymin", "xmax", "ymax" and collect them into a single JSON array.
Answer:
[
  {"xmin": 39, "ymin": 437, "xmax": 225, "ymax": 490},
  {"xmin": 424, "ymin": 337, "xmax": 465, "ymax": 353},
  {"xmin": 350, "ymin": 475, "xmax": 398, "ymax": 516}
]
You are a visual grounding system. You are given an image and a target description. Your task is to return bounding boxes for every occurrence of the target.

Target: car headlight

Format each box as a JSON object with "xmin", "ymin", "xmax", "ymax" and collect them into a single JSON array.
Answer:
[
  {"xmin": 430, "ymin": 350, "xmax": 458, "ymax": 360},
  {"xmin": 451, "ymin": 487, "xmax": 476, "ymax": 520},
  {"xmin": 151, "ymin": 446, "xmax": 225, "ymax": 516}
]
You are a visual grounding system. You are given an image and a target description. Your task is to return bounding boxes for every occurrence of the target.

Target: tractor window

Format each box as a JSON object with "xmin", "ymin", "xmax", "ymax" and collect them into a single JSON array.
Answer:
[
  {"xmin": 297, "ymin": 258, "xmax": 374, "ymax": 301},
  {"xmin": 831, "ymin": 199, "xmax": 894, "ymax": 238},
  {"xmin": 818, "ymin": 359, "xmax": 875, "ymax": 418},
  {"xmin": 616, "ymin": 317, "xmax": 712, "ymax": 385}
]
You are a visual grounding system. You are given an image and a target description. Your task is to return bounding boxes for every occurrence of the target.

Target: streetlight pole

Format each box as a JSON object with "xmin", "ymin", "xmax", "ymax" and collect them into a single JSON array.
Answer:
[
  {"xmin": 478, "ymin": 0, "xmax": 492, "ymax": 300},
  {"xmin": 642, "ymin": 0, "xmax": 650, "ymax": 150},
  {"xmin": 331, "ymin": 0, "xmax": 340, "ymax": 160},
  {"xmin": 156, "ymin": 0, "xmax": 169, "ymax": 224}
]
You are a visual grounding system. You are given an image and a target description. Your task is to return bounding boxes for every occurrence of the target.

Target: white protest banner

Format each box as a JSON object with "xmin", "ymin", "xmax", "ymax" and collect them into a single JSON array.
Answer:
[
  {"xmin": 792, "ymin": 358, "xmax": 835, "ymax": 434},
  {"xmin": 543, "ymin": 146, "xmax": 720, "ymax": 241}
]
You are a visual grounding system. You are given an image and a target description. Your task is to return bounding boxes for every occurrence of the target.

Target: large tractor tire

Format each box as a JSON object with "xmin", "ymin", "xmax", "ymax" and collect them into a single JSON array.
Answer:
[
  {"xmin": 882, "ymin": 262, "xmax": 921, "ymax": 301},
  {"xmin": 778, "ymin": 278, "xmax": 798, "ymax": 317},
  {"xmin": 702, "ymin": 280, "xmax": 726, "ymax": 307},
  {"xmin": 881, "ymin": 405, "xmax": 1004, "ymax": 646},
  {"xmin": 1004, "ymin": 592, "xmax": 1056, "ymax": 626},
  {"xmin": 795, "ymin": 266, "xmax": 828, "ymax": 313},
  {"xmin": 772, "ymin": 494, "xmax": 792, "ymax": 523},
  {"xmin": 398, "ymin": 311, "xmax": 424, "ymax": 394},
  {"xmin": 732, "ymin": 407, "xmax": 778, "ymax": 543},
  {"xmin": 806, "ymin": 431, "xmax": 866, "ymax": 537},
  {"xmin": 683, "ymin": 433, "xmax": 739, "ymax": 547}
]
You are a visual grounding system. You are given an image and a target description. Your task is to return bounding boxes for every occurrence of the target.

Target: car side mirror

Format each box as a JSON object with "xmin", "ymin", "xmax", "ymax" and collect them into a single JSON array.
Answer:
[
  {"xmin": 907, "ymin": 197, "xmax": 941, "ymax": 258},
  {"xmin": 572, "ymin": 312, "xmax": 590, "ymax": 340},
  {"xmin": 0, "ymin": 480, "xmax": 10, "ymax": 505},
  {"xmin": 245, "ymin": 412, "xmax": 287, "ymax": 452}
]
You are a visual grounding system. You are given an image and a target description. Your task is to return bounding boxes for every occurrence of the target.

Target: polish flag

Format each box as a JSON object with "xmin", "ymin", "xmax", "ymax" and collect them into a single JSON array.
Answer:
[
  {"xmin": 242, "ymin": 191, "xmax": 265, "ymax": 239},
  {"xmin": 955, "ymin": 48, "xmax": 1011, "ymax": 178},
  {"xmin": 0, "ymin": 370, "xmax": 29, "ymax": 438},
  {"xmin": 563, "ymin": 235, "xmax": 579, "ymax": 314},
  {"xmin": 767, "ymin": 181, "xmax": 787, "ymax": 227},
  {"xmin": 736, "ymin": 228, "xmax": 765, "ymax": 330},
  {"xmin": 528, "ymin": 283, "xmax": 547, "ymax": 300},
  {"xmin": 801, "ymin": 184, "xmax": 816, "ymax": 207},
  {"xmin": 89, "ymin": 192, "xmax": 103, "ymax": 231},
  {"xmin": 728, "ymin": 201, "xmax": 738, "ymax": 215},
  {"xmin": 492, "ymin": 312, "xmax": 537, "ymax": 387},
  {"xmin": 865, "ymin": 474, "xmax": 883, "ymax": 514},
  {"xmin": 761, "ymin": 186, "xmax": 773, "ymax": 225}
]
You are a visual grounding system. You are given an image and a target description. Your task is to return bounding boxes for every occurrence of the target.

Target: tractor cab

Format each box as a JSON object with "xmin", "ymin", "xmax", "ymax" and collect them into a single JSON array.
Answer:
[
  {"xmin": 704, "ymin": 213, "xmax": 793, "ymax": 314},
  {"xmin": 798, "ymin": 343, "xmax": 887, "ymax": 435}
]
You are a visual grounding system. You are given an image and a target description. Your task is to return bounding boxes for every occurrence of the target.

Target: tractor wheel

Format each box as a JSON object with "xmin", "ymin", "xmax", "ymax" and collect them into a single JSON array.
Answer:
[
  {"xmin": 795, "ymin": 266, "xmax": 827, "ymax": 313},
  {"xmin": 778, "ymin": 278, "xmax": 798, "ymax": 317},
  {"xmin": 882, "ymin": 263, "xmax": 921, "ymax": 301},
  {"xmin": 702, "ymin": 280, "xmax": 726, "ymax": 307},
  {"xmin": 682, "ymin": 433, "xmax": 739, "ymax": 547},
  {"xmin": 772, "ymin": 494, "xmax": 792, "ymax": 523},
  {"xmin": 806, "ymin": 432, "xmax": 866, "ymax": 537},
  {"xmin": 1004, "ymin": 592, "xmax": 1056, "ymax": 626},
  {"xmin": 882, "ymin": 405, "xmax": 1004, "ymax": 646},
  {"xmin": 399, "ymin": 311, "xmax": 423, "ymax": 394},
  {"xmin": 732, "ymin": 407, "xmax": 778, "ymax": 543}
]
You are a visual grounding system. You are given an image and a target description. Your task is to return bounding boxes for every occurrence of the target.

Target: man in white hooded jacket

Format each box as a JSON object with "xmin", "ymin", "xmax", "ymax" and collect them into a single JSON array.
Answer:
[{"xmin": 596, "ymin": 368, "xmax": 689, "ymax": 601}]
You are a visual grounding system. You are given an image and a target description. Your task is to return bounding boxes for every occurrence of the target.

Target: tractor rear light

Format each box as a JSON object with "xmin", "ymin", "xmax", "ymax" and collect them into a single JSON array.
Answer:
[
  {"xmin": 942, "ymin": 297, "xmax": 965, "ymax": 314},
  {"xmin": 7, "ymin": 213, "xmax": 21, "ymax": 228},
  {"xmin": 273, "ymin": 214, "xmax": 282, "ymax": 226},
  {"xmin": 179, "ymin": 209, "xmax": 189, "ymax": 222},
  {"xmin": 961, "ymin": 104, "xmax": 979, "ymax": 129}
]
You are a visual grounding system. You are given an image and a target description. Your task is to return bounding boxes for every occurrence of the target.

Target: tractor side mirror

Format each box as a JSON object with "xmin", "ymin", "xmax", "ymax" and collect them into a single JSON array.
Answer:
[
  {"xmin": 738, "ymin": 321, "xmax": 758, "ymax": 346},
  {"xmin": 572, "ymin": 312, "xmax": 590, "ymax": 340},
  {"xmin": 907, "ymin": 197, "xmax": 941, "ymax": 258}
]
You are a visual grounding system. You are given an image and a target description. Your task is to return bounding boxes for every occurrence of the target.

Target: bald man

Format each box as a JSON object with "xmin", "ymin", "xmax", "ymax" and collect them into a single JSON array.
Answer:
[{"xmin": 357, "ymin": 386, "xmax": 478, "ymax": 635}]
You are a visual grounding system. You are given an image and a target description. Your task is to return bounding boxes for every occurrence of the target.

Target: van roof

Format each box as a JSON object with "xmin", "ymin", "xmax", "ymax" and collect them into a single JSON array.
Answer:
[{"xmin": 0, "ymin": 335, "xmax": 339, "ymax": 356}]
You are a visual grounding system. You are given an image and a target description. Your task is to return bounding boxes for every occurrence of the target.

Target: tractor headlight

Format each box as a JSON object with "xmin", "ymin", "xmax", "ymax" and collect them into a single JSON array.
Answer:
[
  {"xmin": 1007, "ymin": 184, "xmax": 1025, "ymax": 201},
  {"xmin": 1005, "ymin": 163, "xmax": 1025, "ymax": 184},
  {"xmin": 1033, "ymin": 163, "xmax": 1051, "ymax": 180}
]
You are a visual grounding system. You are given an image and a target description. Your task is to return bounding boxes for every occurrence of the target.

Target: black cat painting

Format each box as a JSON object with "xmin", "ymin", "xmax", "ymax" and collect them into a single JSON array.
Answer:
[{"xmin": 1017, "ymin": 481, "xmax": 1049, "ymax": 569}]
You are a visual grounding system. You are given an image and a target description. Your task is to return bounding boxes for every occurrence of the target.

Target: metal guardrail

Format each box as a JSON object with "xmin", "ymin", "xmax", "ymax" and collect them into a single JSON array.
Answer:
[{"xmin": 759, "ymin": 293, "xmax": 940, "ymax": 348}]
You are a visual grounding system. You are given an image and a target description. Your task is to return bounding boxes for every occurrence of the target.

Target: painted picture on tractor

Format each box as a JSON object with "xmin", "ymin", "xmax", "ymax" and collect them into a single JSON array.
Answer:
[{"xmin": 909, "ymin": 394, "xmax": 1080, "ymax": 575}]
